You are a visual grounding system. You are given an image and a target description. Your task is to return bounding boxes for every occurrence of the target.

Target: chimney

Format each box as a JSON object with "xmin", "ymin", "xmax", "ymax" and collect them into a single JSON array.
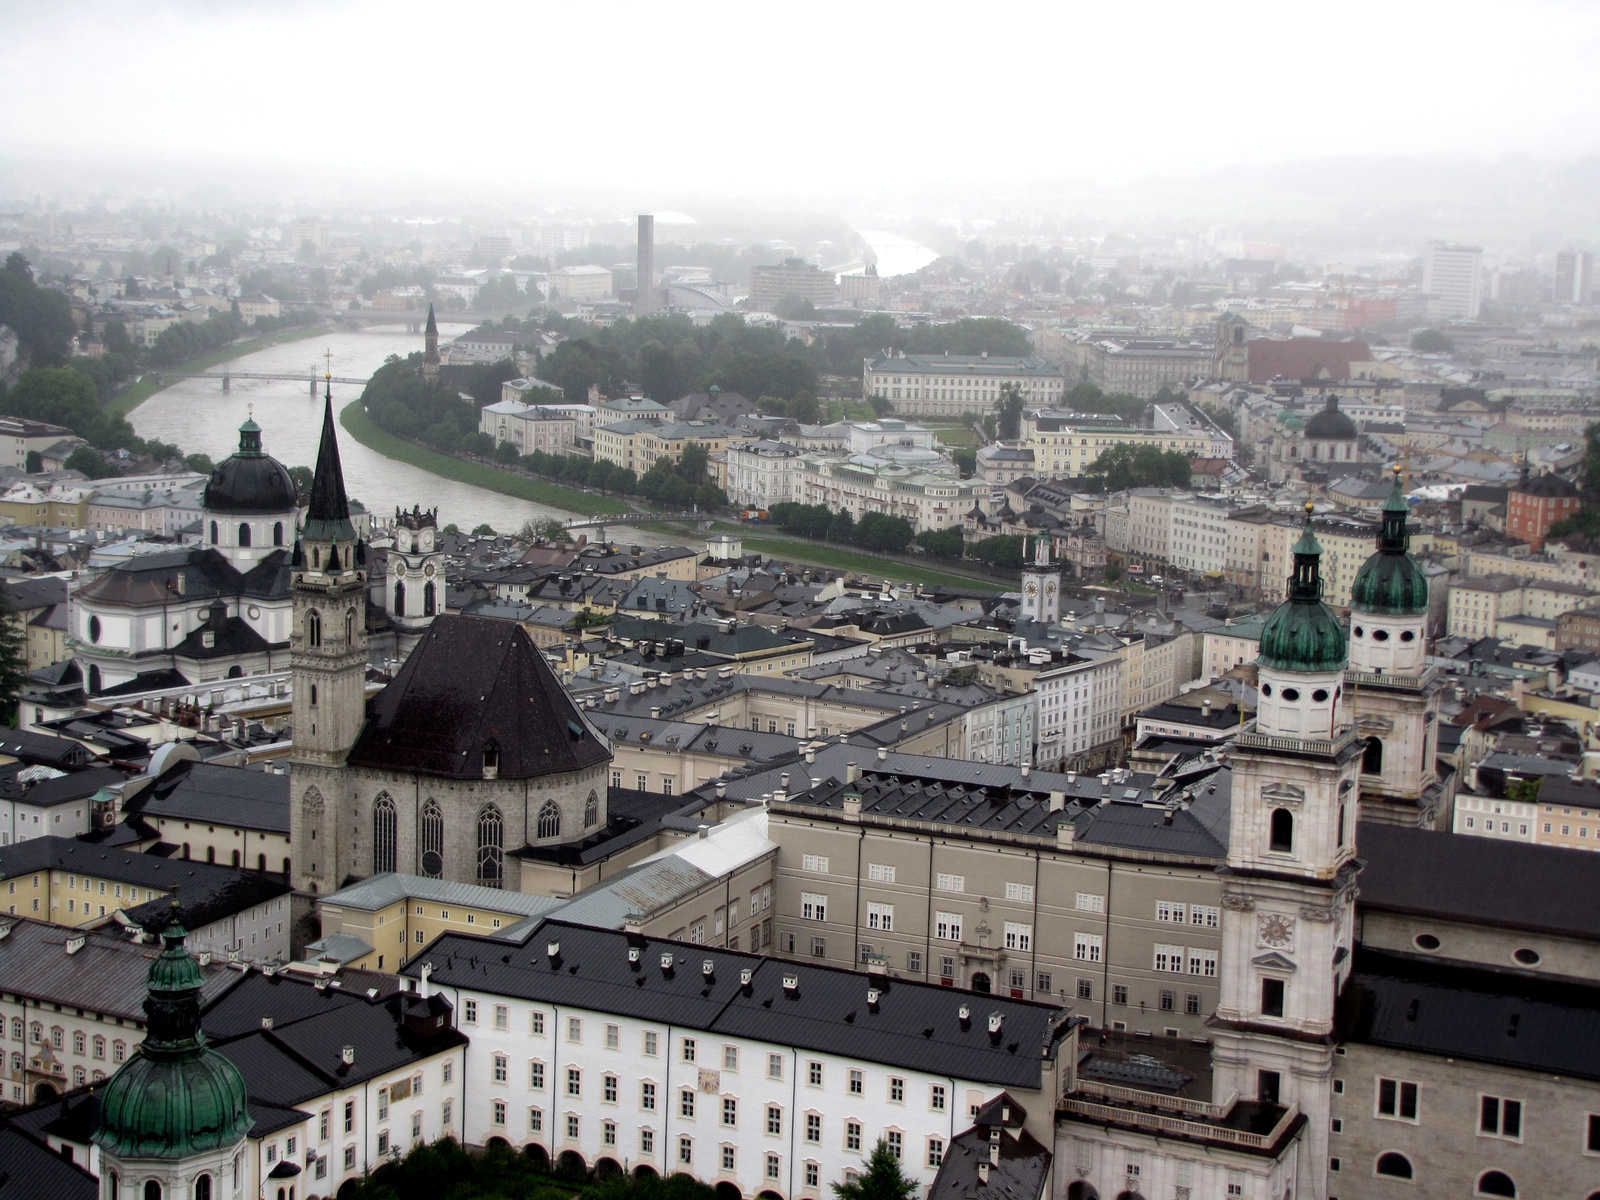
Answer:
[
  {"xmin": 261, "ymin": 1016, "xmax": 273, "ymax": 1029},
  {"xmin": 1048, "ymin": 791, "xmax": 1065, "ymax": 812},
  {"xmin": 698, "ymin": 823, "xmax": 710, "ymax": 838},
  {"xmin": 988, "ymin": 1011, "xmax": 1004, "ymax": 1044},
  {"xmin": 650, "ymin": 706, "xmax": 661, "ymax": 719},
  {"xmin": 625, "ymin": 911, "xmax": 644, "ymax": 937},
  {"xmin": 978, "ymin": 1161, "xmax": 991, "ymax": 1185},
  {"xmin": 867, "ymin": 987, "xmax": 881, "ymax": 1012},
  {"xmin": 1020, "ymin": 761, "xmax": 1031, "ymax": 779},
  {"xmin": 341, "ymin": 1044, "xmax": 355, "ymax": 1065},
  {"xmin": 959, "ymin": 1003, "xmax": 971, "ymax": 1031},
  {"xmin": 715, "ymin": 781, "xmax": 727, "ymax": 800},
  {"xmin": 66, "ymin": 932, "xmax": 87, "ymax": 955},
  {"xmin": 702, "ymin": 959, "xmax": 715, "ymax": 980},
  {"xmin": 877, "ymin": 746, "xmax": 888, "ymax": 762},
  {"xmin": 804, "ymin": 746, "xmax": 815, "ymax": 764},
  {"xmin": 988, "ymin": 1127, "xmax": 1002, "ymax": 1164},
  {"xmin": 739, "ymin": 967, "xmax": 753, "ymax": 994},
  {"xmin": 660, "ymin": 952, "xmax": 675, "ymax": 975},
  {"xmin": 547, "ymin": 939, "xmax": 562, "ymax": 962},
  {"xmin": 419, "ymin": 963, "xmax": 432, "ymax": 999},
  {"xmin": 782, "ymin": 972, "xmax": 799, "ymax": 997},
  {"xmin": 846, "ymin": 761, "xmax": 860, "ymax": 783},
  {"xmin": 627, "ymin": 946, "xmax": 641, "ymax": 969}
]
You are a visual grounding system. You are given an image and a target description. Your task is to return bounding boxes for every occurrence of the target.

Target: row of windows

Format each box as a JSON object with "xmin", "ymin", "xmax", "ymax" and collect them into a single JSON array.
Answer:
[
  {"xmin": 503, "ymin": 1058, "xmax": 938, "ymax": 1110},
  {"xmin": 797, "ymin": 886, "xmax": 1217, "ymax": 930},
  {"xmin": 3, "ymin": 1022, "xmax": 129, "ymax": 1061}
]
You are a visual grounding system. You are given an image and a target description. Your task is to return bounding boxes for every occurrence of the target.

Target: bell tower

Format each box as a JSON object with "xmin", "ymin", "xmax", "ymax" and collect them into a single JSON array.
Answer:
[
  {"xmin": 289, "ymin": 382, "xmax": 368, "ymax": 896},
  {"xmin": 422, "ymin": 302, "xmax": 440, "ymax": 383},
  {"xmin": 1210, "ymin": 505, "xmax": 1360, "ymax": 1199},
  {"xmin": 1347, "ymin": 466, "xmax": 1444, "ymax": 826},
  {"xmin": 1019, "ymin": 535, "xmax": 1061, "ymax": 626}
]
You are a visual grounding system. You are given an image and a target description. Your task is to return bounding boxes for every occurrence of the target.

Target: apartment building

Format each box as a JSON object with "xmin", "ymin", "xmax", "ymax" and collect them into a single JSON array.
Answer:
[
  {"xmin": 1447, "ymin": 574, "xmax": 1595, "ymax": 640},
  {"xmin": 409, "ymin": 919, "xmax": 1067, "ymax": 1196},
  {"xmin": 1200, "ymin": 616, "xmax": 1267, "ymax": 681},
  {"xmin": 549, "ymin": 265, "xmax": 613, "ymax": 302},
  {"xmin": 793, "ymin": 455, "xmax": 985, "ymax": 534},
  {"xmin": 1116, "ymin": 630, "xmax": 1199, "ymax": 720},
  {"xmin": 0, "ymin": 417, "xmax": 76, "ymax": 471},
  {"xmin": 863, "ymin": 354, "xmax": 1064, "ymax": 419},
  {"xmin": 1016, "ymin": 413, "xmax": 1215, "ymax": 483},
  {"xmin": 593, "ymin": 420, "xmax": 743, "ymax": 476},
  {"xmin": 1507, "ymin": 470, "xmax": 1582, "ymax": 551},
  {"xmin": 1082, "ymin": 337, "xmax": 1213, "ymax": 399},
  {"xmin": 726, "ymin": 440, "xmax": 803, "ymax": 508},
  {"xmin": 1168, "ymin": 495, "xmax": 1233, "ymax": 577},
  {"xmin": 1422, "ymin": 241, "xmax": 1483, "ymax": 319},
  {"xmin": 480, "ymin": 401, "xmax": 581, "ymax": 457},
  {"xmin": 1034, "ymin": 651, "xmax": 1123, "ymax": 772},
  {"xmin": 749, "ymin": 259, "xmax": 837, "ymax": 310},
  {"xmin": 1126, "ymin": 489, "xmax": 1183, "ymax": 570}
]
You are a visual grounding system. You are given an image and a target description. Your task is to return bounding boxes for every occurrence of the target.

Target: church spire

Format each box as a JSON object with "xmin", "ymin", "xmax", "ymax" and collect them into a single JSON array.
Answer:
[{"xmin": 303, "ymin": 382, "xmax": 355, "ymax": 543}]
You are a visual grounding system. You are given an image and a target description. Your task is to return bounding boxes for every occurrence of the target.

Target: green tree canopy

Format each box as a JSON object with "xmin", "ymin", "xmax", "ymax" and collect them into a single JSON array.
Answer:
[
  {"xmin": 915, "ymin": 527, "xmax": 965, "ymax": 559},
  {"xmin": 995, "ymin": 382, "xmax": 1025, "ymax": 441},
  {"xmin": 1083, "ymin": 443, "xmax": 1192, "ymax": 491},
  {"xmin": 0, "ymin": 586, "xmax": 28, "ymax": 725},
  {"xmin": 833, "ymin": 1139, "xmax": 922, "ymax": 1200},
  {"xmin": 1410, "ymin": 328, "xmax": 1455, "ymax": 354},
  {"xmin": 971, "ymin": 534, "xmax": 1026, "ymax": 569}
]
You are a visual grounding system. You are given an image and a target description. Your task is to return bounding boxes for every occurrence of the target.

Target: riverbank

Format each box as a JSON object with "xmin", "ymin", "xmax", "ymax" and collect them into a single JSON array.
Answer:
[
  {"xmin": 106, "ymin": 323, "xmax": 332, "ymax": 419},
  {"xmin": 338, "ymin": 400, "xmax": 630, "ymax": 516}
]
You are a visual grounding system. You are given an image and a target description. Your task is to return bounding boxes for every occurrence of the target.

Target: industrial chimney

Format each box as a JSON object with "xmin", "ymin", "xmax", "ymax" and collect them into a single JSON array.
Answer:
[{"xmin": 636, "ymin": 214, "xmax": 656, "ymax": 315}]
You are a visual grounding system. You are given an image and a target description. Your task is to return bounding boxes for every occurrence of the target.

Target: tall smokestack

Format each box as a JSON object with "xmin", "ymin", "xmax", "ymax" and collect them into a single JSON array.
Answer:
[{"xmin": 636, "ymin": 214, "xmax": 656, "ymax": 315}]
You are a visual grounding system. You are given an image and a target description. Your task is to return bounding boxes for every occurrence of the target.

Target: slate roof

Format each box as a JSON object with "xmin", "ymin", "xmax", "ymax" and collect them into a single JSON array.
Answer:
[
  {"xmin": 319, "ymin": 872, "xmax": 569, "ymax": 918},
  {"xmin": 0, "ymin": 763, "xmax": 123, "ymax": 808},
  {"xmin": 1359, "ymin": 824, "xmax": 1600, "ymax": 941},
  {"xmin": 408, "ymin": 919, "xmax": 1067, "ymax": 1089},
  {"xmin": 927, "ymin": 1126, "xmax": 1052, "ymax": 1200},
  {"xmin": 0, "ymin": 1115, "xmax": 97, "ymax": 1200},
  {"xmin": 1339, "ymin": 946, "xmax": 1600, "ymax": 1082},
  {"xmin": 347, "ymin": 614, "xmax": 611, "ymax": 781},
  {"xmin": 0, "ymin": 917, "xmax": 236, "ymax": 1020},
  {"xmin": 132, "ymin": 760, "xmax": 290, "ymax": 834},
  {"xmin": 0, "ymin": 727, "xmax": 96, "ymax": 768}
]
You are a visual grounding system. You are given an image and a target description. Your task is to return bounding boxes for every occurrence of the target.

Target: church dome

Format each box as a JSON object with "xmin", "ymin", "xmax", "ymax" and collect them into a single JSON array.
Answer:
[
  {"xmin": 94, "ymin": 922, "xmax": 251, "ymax": 1161},
  {"xmin": 1258, "ymin": 511, "xmax": 1348, "ymax": 673},
  {"xmin": 1351, "ymin": 471, "xmax": 1429, "ymax": 615},
  {"xmin": 1304, "ymin": 394, "xmax": 1357, "ymax": 440},
  {"xmin": 203, "ymin": 418, "xmax": 297, "ymax": 515}
]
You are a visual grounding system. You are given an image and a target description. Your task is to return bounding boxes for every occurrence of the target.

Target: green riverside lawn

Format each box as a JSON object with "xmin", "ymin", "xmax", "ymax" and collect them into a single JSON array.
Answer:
[
  {"xmin": 106, "ymin": 323, "xmax": 332, "ymax": 418},
  {"xmin": 338, "ymin": 401, "xmax": 630, "ymax": 515}
]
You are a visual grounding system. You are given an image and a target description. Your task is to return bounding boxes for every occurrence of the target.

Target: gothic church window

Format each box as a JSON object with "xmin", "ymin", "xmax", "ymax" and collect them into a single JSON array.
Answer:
[
  {"xmin": 306, "ymin": 609, "xmax": 322, "ymax": 647},
  {"xmin": 584, "ymin": 791, "xmax": 598, "ymax": 828},
  {"xmin": 373, "ymin": 795, "xmax": 397, "ymax": 874},
  {"xmin": 538, "ymin": 800, "xmax": 561, "ymax": 840},
  {"xmin": 478, "ymin": 804, "xmax": 504, "ymax": 888},
  {"xmin": 420, "ymin": 800, "xmax": 444, "ymax": 877},
  {"xmin": 424, "ymin": 581, "xmax": 436, "ymax": 616}
]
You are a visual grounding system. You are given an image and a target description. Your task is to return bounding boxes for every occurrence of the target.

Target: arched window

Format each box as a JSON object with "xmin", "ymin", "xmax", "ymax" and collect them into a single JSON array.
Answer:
[
  {"xmin": 1375, "ymin": 1152, "xmax": 1413, "ymax": 1180},
  {"xmin": 107, "ymin": 1171, "xmax": 118, "ymax": 1198},
  {"xmin": 537, "ymin": 799, "xmax": 561, "ymax": 840},
  {"xmin": 373, "ymin": 795, "xmax": 397, "ymax": 874},
  {"xmin": 182, "ymin": 843, "xmax": 191, "ymax": 860},
  {"xmin": 258, "ymin": 853, "xmax": 266, "ymax": 872},
  {"xmin": 420, "ymin": 800, "xmax": 444, "ymax": 878},
  {"xmin": 477, "ymin": 805, "xmax": 504, "ymax": 888},
  {"xmin": 423, "ymin": 581, "xmax": 436, "ymax": 616},
  {"xmin": 194, "ymin": 1174, "xmax": 212, "ymax": 1200},
  {"xmin": 1338, "ymin": 803, "xmax": 1348, "ymax": 848},
  {"xmin": 394, "ymin": 580, "xmax": 406, "ymax": 616},
  {"xmin": 346, "ymin": 608, "xmax": 356, "ymax": 645},
  {"xmin": 88, "ymin": 615, "xmax": 101, "ymax": 643},
  {"xmin": 210, "ymin": 521, "xmax": 218, "ymax": 544},
  {"xmin": 1477, "ymin": 1171, "xmax": 1515, "ymax": 1198},
  {"xmin": 1269, "ymin": 808, "xmax": 1294, "ymax": 854},
  {"xmin": 273, "ymin": 521, "xmax": 284, "ymax": 546},
  {"xmin": 312, "ymin": 546, "xmax": 320, "ymax": 569},
  {"xmin": 206, "ymin": 846, "xmax": 215, "ymax": 863},
  {"xmin": 1363, "ymin": 737, "xmax": 1383, "ymax": 775},
  {"xmin": 238, "ymin": 523, "xmax": 251, "ymax": 547},
  {"xmin": 306, "ymin": 609, "xmax": 321, "ymax": 647},
  {"xmin": 145, "ymin": 1181, "xmax": 163, "ymax": 1200},
  {"xmin": 88, "ymin": 664, "xmax": 101, "ymax": 694},
  {"xmin": 584, "ymin": 790, "xmax": 599, "ymax": 828}
]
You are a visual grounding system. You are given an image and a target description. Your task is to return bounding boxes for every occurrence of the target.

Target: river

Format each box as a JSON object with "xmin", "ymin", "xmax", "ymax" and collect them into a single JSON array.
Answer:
[{"xmin": 130, "ymin": 322, "xmax": 681, "ymax": 543}]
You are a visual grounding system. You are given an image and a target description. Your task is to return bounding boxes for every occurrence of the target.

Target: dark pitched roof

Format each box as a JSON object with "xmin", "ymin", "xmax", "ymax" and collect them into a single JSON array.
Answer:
[
  {"xmin": 927, "ymin": 1125, "xmax": 1052, "ymax": 1200},
  {"xmin": 133, "ymin": 760, "xmax": 290, "ymax": 834},
  {"xmin": 0, "ymin": 1116, "xmax": 97, "ymax": 1200},
  {"xmin": 1358, "ymin": 824, "xmax": 1600, "ymax": 941},
  {"xmin": 0, "ymin": 728, "xmax": 94, "ymax": 768},
  {"xmin": 1513, "ymin": 471, "xmax": 1578, "ymax": 498},
  {"xmin": 347, "ymin": 614, "xmax": 611, "ymax": 780},
  {"xmin": 1339, "ymin": 946, "xmax": 1600, "ymax": 1082},
  {"xmin": 0, "ymin": 763, "xmax": 124, "ymax": 808},
  {"xmin": 303, "ymin": 392, "xmax": 355, "ymax": 541},
  {"xmin": 408, "ymin": 919, "xmax": 1066, "ymax": 1090}
]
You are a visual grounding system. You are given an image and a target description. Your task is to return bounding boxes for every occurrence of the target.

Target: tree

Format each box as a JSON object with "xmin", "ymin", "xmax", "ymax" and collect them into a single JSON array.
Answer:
[
  {"xmin": 951, "ymin": 447, "xmax": 977, "ymax": 476},
  {"xmin": 637, "ymin": 340, "xmax": 682, "ymax": 402},
  {"xmin": 493, "ymin": 440, "xmax": 521, "ymax": 465},
  {"xmin": 65, "ymin": 445, "xmax": 115, "ymax": 479},
  {"xmin": 995, "ymin": 382, "xmax": 1024, "ymax": 441},
  {"xmin": 678, "ymin": 440, "xmax": 710, "ymax": 485},
  {"xmin": 833, "ymin": 1139, "xmax": 922, "ymax": 1200},
  {"xmin": 470, "ymin": 523, "xmax": 497, "ymax": 537},
  {"xmin": 915, "ymin": 527, "xmax": 965, "ymax": 559},
  {"xmin": 0, "ymin": 587, "xmax": 28, "ymax": 725},
  {"xmin": 1548, "ymin": 507, "xmax": 1600, "ymax": 541},
  {"xmin": 1410, "ymin": 329, "xmax": 1455, "ymax": 354},
  {"xmin": 971, "ymin": 534, "xmax": 1026, "ymax": 569},
  {"xmin": 521, "ymin": 517, "xmax": 568, "ymax": 543},
  {"xmin": 23, "ymin": 451, "xmax": 40, "ymax": 473},
  {"xmin": 1083, "ymin": 443, "xmax": 1192, "ymax": 491},
  {"xmin": 1506, "ymin": 777, "xmax": 1543, "ymax": 804},
  {"xmin": 184, "ymin": 453, "xmax": 214, "ymax": 475},
  {"xmin": 856, "ymin": 512, "xmax": 914, "ymax": 553}
]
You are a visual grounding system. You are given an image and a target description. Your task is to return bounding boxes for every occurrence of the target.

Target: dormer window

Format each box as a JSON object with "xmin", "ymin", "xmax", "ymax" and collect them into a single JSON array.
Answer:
[{"xmin": 482, "ymin": 740, "xmax": 500, "ymax": 780}]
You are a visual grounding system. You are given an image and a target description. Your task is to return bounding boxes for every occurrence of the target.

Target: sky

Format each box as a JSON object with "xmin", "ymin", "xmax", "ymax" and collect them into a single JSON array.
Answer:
[{"xmin": 3, "ymin": 0, "xmax": 1600, "ymax": 202}]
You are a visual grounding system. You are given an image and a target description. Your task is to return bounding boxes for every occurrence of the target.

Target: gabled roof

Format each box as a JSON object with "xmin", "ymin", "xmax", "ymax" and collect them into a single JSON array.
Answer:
[{"xmin": 347, "ymin": 614, "xmax": 611, "ymax": 780}]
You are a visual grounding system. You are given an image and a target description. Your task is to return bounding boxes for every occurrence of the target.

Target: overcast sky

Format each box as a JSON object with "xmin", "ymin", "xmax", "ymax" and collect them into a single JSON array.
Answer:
[{"xmin": 3, "ymin": 0, "xmax": 1599, "ymax": 201}]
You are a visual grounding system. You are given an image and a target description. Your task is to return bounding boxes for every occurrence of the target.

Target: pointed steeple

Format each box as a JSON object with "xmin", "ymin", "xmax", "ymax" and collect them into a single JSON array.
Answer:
[
  {"xmin": 303, "ymin": 384, "xmax": 356, "ymax": 543},
  {"xmin": 424, "ymin": 302, "xmax": 437, "ymax": 337}
]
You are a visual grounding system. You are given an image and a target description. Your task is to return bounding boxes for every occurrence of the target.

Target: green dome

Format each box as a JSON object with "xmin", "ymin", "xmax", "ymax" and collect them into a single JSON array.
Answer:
[
  {"xmin": 94, "ymin": 923, "xmax": 251, "ymax": 1161},
  {"xmin": 1350, "ymin": 473, "xmax": 1428, "ymax": 615},
  {"xmin": 1258, "ymin": 513, "xmax": 1348, "ymax": 673},
  {"xmin": 1278, "ymin": 410, "xmax": 1305, "ymax": 431}
]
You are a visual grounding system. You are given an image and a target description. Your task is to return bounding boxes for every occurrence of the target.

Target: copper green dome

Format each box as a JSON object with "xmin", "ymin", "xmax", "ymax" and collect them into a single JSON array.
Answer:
[
  {"xmin": 1351, "ymin": 471, "xmax": 1428, "ymax": 615},
  {"xmin": 1259, "ymin": 509, "xmax": 1348, "ymax": 673},
  {"xmin": 94, "ymin": 922, "xmax": 250, "ymax": 1161}
]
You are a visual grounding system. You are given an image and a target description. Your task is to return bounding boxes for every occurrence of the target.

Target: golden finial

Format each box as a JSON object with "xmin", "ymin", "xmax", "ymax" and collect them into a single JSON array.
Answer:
[
  {"xmin": 324, "ymin": 347, "xmax": 333, "ymax": 381},
  {"xmin": 1304, "ymin": 500, "xmax": 1315, "ymax": 516}
]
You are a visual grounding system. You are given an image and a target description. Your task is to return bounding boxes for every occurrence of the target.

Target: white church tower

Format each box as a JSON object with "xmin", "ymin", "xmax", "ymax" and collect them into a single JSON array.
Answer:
[
  {"xmin": 1212, "ymin": 505, "xmax": 1361, "ymax": 1198},
  {"xmin": 1019, "ymin": 534, "xmax": 1061, "ymax": 626}
]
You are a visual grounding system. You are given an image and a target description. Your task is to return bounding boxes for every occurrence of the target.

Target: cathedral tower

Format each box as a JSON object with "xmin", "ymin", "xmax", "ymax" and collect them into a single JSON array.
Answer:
[
  {"xmin": 1347, "ymin": 466, "xmax": 1445, "ymax": 825},
  {"xmin": 289, "ymin": 383, "xmax": 368, "ymax": 896},
  {"xmin": 1019, "ymin": 535, "xmax": 1061, "ymax": 627},
  {"xmin": 386, "ymin": 504, "xmax": 444, "ymax": 656},
  {"xmin": 1211, "ymin": 505, "xmax": 1360, "ymax": 1198},
  {"xmin": 422, "ymin": 303, "xmax": 440, "ymax": 383}
]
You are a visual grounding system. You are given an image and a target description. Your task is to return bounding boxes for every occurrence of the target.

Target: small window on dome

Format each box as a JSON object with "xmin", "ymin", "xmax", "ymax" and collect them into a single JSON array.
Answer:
[
  {"xmin": 1414, "ymin": 934, "xmax": 1441, "ymax": 951},
  {"xmin": 1282, "ymin": 688, "xmax": 1300, "ymax": 702},
  {"xmin": 1312, "ymin": 689, "xmax": 1329, "ymax": 702},
  {"xmin": 1353, "ymin": 626, "xmax": 1364, "ymax": 637},
  {"xmin": 1372, "ymin": 629, "xmax": 1390, "ymax": 642},
  {"xmin": 1512, "ymin": 947, "xmax": 1540, "ymax": 966},
  {"xmin": 1260, "ymin": 683, "xmax": 1272, "ymax": 697},
  {"xmin": 1400, "ymin": 630, "xmax": 1415, "ymax": 642}
]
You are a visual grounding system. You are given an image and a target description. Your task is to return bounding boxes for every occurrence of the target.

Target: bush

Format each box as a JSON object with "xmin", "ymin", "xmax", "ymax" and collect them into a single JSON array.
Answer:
[
  {"xmin": 971, "ymin": 534, "xmax": 1026, "ymax": 569},
  {"xmin": 915, "ymin": 527, "xmax": 964, "ymax": 559}
]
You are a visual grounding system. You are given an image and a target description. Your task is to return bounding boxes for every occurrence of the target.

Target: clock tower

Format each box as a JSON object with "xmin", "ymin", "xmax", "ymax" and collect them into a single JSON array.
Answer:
[
  {"xmin": 386, "ymin": 504, "xmax": 444, "ymax": 657},
  {"xmin": 1019, "ymin": 534, "xmax": 1061, "ymax": 627},
  {"xmin": 1210, "ymin": 506, "xmax": 1360, "ymax": 1199}
]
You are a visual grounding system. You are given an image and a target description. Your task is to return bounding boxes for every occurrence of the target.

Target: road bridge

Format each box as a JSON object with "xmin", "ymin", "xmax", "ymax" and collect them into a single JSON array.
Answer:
[{"xmin": 147, "ymin": 369, "xmax": 368, "ymax": 395}]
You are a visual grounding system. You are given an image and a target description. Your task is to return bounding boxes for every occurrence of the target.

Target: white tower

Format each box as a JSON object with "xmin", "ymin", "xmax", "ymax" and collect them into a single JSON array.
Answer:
[
  {"xmin": 1019, "ymin": 535, "xmax": 1061, "ymax": 627},
  {"xmin": 386, "ymin": 504, "xmax": 444, "ymax": 656},
  {"xmin": 1212, "ymin": 506, "xmax": 1360, "ymax": 1200}
]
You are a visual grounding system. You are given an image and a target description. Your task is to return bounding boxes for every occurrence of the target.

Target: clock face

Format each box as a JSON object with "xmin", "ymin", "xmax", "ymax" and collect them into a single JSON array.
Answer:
[
  {"xmin": 393, "ymin": 559, "xmax": 406, "ymax": 578},
  {"xmin": 424, "ymin": 562, "xmax": 437, "ymax": 578},
  {"xmin": 1025, "ymin": 582, "xmax": 1038, "ymax": 597},
  {"xmin": 1257, "ymin": 912, "xmax": 1295, "ymax": 951},
  {"xmin": 1045, "ymin": 580, "xmax": 1057, "ymax": 596}
]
